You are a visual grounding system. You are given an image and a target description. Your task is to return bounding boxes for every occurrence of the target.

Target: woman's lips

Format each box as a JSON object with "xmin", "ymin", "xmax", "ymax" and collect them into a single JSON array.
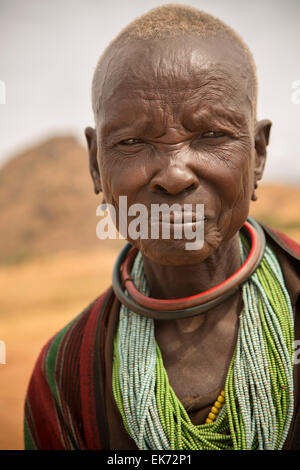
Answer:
[
  {"xmin": 152, "ymin": 214, "xmax": 206, "ymax": 224},
  {"xmin": 150, "ymin": 216, "xmax": 206, "ymax": 234}
]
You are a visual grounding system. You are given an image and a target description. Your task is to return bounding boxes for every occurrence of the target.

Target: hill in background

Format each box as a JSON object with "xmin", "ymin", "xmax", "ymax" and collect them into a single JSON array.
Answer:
[
  {"xmin": 0, "ymin": 136, "xmax": 124, "ymax": 264},
  {"xmin": 0, "ymin": 135, "xmax": 299, "ymax": 264}
]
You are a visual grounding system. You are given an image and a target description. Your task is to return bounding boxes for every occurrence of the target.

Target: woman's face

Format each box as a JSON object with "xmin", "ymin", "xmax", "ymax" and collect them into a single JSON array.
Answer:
[{"xmin": 95, "ymin": 35, "xmax": 259, "ymax": 265}]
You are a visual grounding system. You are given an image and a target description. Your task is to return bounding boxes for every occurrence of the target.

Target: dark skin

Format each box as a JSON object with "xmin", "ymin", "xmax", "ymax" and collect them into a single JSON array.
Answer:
[{"xmin": 85, "ymin": 34, "xmax": 272, "ymax": 408}]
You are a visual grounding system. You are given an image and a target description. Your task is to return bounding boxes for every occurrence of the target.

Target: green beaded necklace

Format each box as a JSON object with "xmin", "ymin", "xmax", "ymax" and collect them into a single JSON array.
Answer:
[{"xmin": 112, "ymin": 233, "xmax": 294, "ymax": 450}]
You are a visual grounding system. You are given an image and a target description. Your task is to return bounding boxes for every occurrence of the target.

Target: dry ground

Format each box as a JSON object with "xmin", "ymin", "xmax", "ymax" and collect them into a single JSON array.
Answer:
[{"xmin": 0, "ymin": 247, "xmax": 120, "ymax": 450}]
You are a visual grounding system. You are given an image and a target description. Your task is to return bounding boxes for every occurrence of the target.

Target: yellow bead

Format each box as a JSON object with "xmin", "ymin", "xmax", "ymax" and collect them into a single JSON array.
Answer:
[
  {"xmin": 206, "ymin": 418, "xmax": 213, "ymax": 424},
  {"xmin": 214, "ymin": 401, "xmax": 222, "ymax": 409},
  {"xmin": 217, "ymin": 395, "xmax": 225, "ymax": 403},
  {"xmin": 221, "ymin": 390, "xmax": 225, "ymax": 397},
  {"xmin": 211, "ymin": 406, "xmax": 219, "ymax": 414},
  {"xmin": 208, "ymin": 412, "xmax": 216, "ymax": 420}
]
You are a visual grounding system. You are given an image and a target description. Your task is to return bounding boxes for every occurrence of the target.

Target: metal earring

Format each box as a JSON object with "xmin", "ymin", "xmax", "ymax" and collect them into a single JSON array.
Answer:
[{"xmin": 252, "ymin": 183, "xmax": 258, "ymax": 201}]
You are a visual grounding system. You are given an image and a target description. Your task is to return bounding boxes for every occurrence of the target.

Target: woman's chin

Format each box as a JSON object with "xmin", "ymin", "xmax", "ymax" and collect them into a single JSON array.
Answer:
[{"xmin": 130, "ymin": 237, "xmax": 214, "ymax": 266}]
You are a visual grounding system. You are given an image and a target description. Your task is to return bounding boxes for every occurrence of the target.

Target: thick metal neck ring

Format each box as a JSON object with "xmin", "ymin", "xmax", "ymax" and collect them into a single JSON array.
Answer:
[{"xmin": 112, "ymin": 217, "xmax": 266, "ymax": 320}]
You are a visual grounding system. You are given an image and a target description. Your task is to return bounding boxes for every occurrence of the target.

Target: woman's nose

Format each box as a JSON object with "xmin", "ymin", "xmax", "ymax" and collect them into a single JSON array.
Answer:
[{"xmin": 150, "ymin": 164, "xmax": 199, "ymax": 196}]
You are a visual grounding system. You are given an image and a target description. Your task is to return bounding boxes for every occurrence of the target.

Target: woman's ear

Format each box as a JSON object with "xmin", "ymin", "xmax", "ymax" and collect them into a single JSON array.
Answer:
[
  {"xmin": 84, "ymin": 126, "xmax": 102, "ymax": 195},
  {"xmin": 253, "ymin": 119, "xmax": 272, "ymax": 183}
]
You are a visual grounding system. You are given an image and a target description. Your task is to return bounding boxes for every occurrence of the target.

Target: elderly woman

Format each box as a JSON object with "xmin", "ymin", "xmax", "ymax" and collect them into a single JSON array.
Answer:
[{"xmin": 24, "ymin": 5, "xmax": 300, "ymax": 450}]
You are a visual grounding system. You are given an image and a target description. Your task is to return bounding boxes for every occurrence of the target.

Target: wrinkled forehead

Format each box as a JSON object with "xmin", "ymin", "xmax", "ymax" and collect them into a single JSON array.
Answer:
[{"xmin": 96, "ymin": 34, "xmax": 254, "ymax": 122}]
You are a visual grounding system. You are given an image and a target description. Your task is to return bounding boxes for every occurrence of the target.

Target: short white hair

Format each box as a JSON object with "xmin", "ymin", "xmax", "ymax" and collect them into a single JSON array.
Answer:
[{"xmin": 91, "ymin": 3, "xmax": 257, "ymax": 122}]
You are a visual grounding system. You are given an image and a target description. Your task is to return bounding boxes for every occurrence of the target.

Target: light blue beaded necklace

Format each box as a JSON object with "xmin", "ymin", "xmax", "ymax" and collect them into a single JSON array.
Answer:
[{"xmin": 112, "ymin": 233, "xmax": 295, "ymax": 450}]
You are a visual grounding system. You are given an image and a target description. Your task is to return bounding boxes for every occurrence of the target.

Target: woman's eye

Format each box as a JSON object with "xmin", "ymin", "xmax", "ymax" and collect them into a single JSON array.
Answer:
[
  {"xmin": 119, "ymin": 138, "xmax": 143, "ymax": 145},
  {"xmin": 201, "ymin": 131, "xmax": 226, "ymax": 138}
]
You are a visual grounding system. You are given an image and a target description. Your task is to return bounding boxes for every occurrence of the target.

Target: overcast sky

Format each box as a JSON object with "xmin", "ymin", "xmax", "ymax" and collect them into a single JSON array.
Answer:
[{"xmin": 0, "ymin": 0, "xmax": 299, "ymax": 182}]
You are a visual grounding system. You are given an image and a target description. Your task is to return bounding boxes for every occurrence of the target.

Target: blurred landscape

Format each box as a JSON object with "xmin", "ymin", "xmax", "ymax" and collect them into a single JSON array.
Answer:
[{"xmin": 0, "ymin": 136, "xmax": 299, "ymax": 449}]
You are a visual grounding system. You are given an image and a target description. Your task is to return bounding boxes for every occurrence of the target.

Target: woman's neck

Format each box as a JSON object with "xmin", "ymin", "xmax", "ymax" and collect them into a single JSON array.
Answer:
[{"xmin": 142, "ymin": 233, "xmax": 242, "ymax": 300}]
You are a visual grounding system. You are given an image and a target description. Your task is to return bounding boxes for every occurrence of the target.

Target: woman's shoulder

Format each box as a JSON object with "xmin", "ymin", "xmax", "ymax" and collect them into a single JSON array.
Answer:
[
  {"xmin": 257, "ymin": 219, "xmax": 300, "ymax": 309},
  {"xmin": 25, "ymin": 287, "xmax": 114, "ymax": 404},
  {"xmin": 24, "ymin": 286, "xmax": 114, "ymax": 449},
  {"xmin": 258, "ymin": 220, "xmax": 300, "ymax": 261},
  {"xmin": 34, "ymin": 286, "xmax": 114, "ymax": 376}
]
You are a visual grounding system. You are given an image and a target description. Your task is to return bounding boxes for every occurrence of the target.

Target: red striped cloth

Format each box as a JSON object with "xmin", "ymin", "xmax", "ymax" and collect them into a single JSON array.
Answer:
[{"xmin": 24, "ymin": 288, "xmax": 113, "ymax": 449}]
